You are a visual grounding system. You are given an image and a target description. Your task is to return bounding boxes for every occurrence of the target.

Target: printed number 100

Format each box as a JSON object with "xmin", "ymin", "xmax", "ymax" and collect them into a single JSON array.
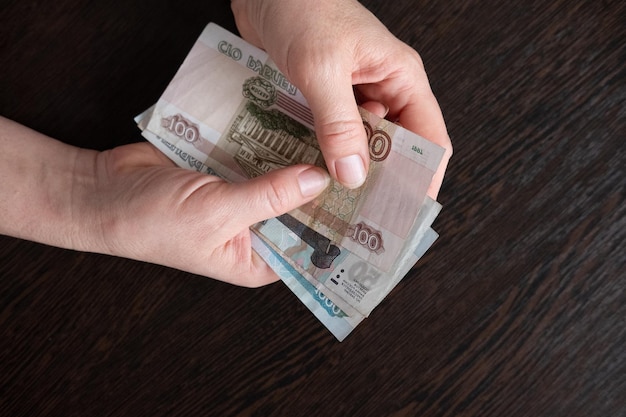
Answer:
[
  {"xmin": 350, "ymin": 222, "xmax": 384, "ymax": 253},
  {"xmin": 162, "ymin": 114, "xmax": 199, "ymax": 143}
]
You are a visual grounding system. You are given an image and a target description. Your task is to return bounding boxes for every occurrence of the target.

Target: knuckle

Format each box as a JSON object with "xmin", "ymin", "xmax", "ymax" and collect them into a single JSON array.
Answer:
[
  {"xmin": 319, "ymin": 118, "xmax": 367, "ymax": 147},
  {"xmin": 265, "ymin": 177, "xmax": 294, "ymax": 215}
]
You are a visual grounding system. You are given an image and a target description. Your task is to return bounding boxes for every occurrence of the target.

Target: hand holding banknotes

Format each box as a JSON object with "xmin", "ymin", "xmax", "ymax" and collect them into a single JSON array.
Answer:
[
  {"xmin": 231, "ymin": 0, "xmax": 452, "ymax": 193},
  {"xmin": 1, "ymin": 0, "xmax": 450, "ymax": 299},
  {"xmin": 0, "ymin": 117, "xmax": 329, "ymax": 286}
]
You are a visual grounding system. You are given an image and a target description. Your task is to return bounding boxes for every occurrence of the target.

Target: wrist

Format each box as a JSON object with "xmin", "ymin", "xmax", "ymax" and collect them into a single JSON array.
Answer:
[
  {"xmin": 66, "ymin": 147, "xmax": 109, "ymax": 254},
  {"xmin": 0, "ymin": 117, "xmax": 105, "ymax": 254}
]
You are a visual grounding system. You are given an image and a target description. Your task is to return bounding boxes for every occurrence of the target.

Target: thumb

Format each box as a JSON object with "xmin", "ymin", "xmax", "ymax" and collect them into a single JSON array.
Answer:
[
  {"xmin": 300, "ymin": 72, "xmax": 370, "ymax": 189},
  {"xmin": 229, "ymin": 165, "xmax": 330, "ymax": 225}
]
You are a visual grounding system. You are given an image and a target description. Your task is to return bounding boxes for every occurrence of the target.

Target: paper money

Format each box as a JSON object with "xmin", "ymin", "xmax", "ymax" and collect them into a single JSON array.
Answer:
[
  {"xmin": 133, "ymin": 123, "xmax": 442, "ymax": 339},
  {"xmin": 250, "ymin": 222, "xmax": 439, "ymax": 341},
  {"xmin": 135, "ymin": 23, "xmax": 444, "ymax": 339}
]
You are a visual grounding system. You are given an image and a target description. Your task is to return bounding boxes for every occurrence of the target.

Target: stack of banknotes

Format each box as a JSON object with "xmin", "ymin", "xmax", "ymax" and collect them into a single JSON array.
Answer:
[{"xmin": 135, "ymin": 23, "xmax": 445, "ymax": 341}]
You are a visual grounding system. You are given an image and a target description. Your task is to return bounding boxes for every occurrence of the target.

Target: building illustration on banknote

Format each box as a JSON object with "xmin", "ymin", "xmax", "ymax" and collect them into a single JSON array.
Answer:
[{"xmin": 218, "ymin": 76, "xmax": 325, "ymax": 179}]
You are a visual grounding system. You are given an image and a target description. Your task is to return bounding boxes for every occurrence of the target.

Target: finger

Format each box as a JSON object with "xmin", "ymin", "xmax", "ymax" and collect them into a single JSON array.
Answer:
[
  {"xmin": 299, "ymin": 69, "xmax": 370, "ymax": 189},
  {"xmin": 359, "ymin": 100, "xmax": 389, "ymax": 119},
  {"xmin": 227, "ymin": 230, "xmax": 282, "ymax": 288},
  {"xmin": 358, "ymin": 69, "xmax": 453, "ymax": 198},
  {"xmin": 227, "ymin": 164, "xmax": 330, "ymax": 225}
]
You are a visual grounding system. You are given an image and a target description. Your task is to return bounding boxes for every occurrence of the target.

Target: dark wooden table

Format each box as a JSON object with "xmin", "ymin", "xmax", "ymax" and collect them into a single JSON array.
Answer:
[{"xmin": 1, "ymin": 0, "xmax": 624, "ymax": 416}]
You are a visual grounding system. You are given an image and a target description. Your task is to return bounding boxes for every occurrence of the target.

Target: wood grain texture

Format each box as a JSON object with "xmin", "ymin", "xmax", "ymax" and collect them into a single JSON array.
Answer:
[{"xmin": 1, "ymin": 0, "xmax": 624, "ymax": 416}]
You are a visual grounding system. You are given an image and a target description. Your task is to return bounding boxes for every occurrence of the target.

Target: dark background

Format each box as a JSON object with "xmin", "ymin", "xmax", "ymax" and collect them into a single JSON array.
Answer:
[{"xmin": 1, "ymin": 0, "xmax": 624, "ymax": 416}]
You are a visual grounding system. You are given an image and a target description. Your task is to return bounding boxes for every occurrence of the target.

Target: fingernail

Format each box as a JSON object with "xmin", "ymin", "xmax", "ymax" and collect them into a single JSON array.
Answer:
[
  {"xmin": 335, "ymin": 154, "xmax": 366, "ymax": 189},
  {"xmin": 382, "ymin": 104, "xmax": 390, "ymax": 118},
  {"xmin": 298, "ymin": 167, "xmax": 330, "ymax": 198}
]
